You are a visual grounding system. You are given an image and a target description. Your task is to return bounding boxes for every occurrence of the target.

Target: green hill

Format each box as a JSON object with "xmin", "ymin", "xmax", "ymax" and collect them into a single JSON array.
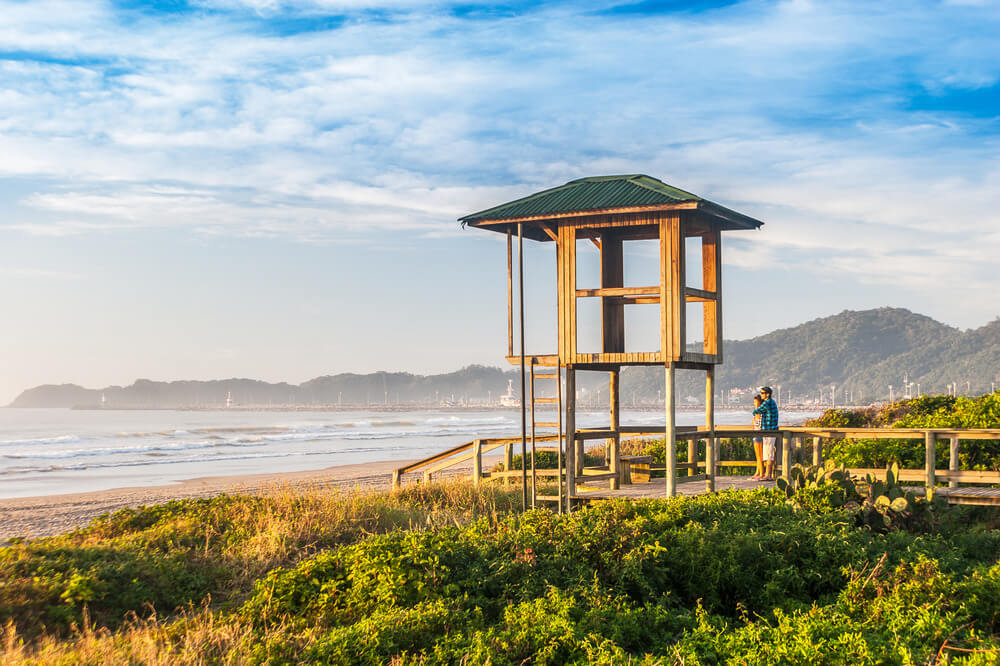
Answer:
[{"xmin": 9, "ymin": 308, "xmax": 1000, "ymax": 408}]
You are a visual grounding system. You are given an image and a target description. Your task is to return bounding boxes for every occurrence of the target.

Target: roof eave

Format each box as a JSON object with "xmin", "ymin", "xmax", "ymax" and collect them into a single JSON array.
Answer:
[{"xmin": 460, "ymin": 200, "xmax": 763, "ymax": 234}]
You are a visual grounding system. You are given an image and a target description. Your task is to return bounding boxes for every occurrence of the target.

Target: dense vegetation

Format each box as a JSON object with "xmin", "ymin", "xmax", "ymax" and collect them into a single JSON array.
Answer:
[
  {"xmin": 808, "ymin": 393, "xmax": 1000, "ymax": 470},
  {"xmin": 3, "ymin": 472, "xmax": 1000, "ymax": 663}
]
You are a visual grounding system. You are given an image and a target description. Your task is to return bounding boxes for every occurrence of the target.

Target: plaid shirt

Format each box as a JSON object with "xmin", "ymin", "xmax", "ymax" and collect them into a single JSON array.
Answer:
[{"xmin": 752, "ymin": 397, "xmax": 779, "ymax": 430}]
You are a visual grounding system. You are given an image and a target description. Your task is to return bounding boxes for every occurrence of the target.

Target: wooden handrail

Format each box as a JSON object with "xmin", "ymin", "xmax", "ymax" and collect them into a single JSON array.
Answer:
[{"xmin": 394, "ymin": 427, "xmax": 1000, "ymax": 496}]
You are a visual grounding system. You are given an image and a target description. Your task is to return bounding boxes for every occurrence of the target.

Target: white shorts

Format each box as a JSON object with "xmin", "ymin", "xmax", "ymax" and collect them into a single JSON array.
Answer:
[{"xmin": 762, "ymin": 437, "xmax": 777, "ymax": 462}]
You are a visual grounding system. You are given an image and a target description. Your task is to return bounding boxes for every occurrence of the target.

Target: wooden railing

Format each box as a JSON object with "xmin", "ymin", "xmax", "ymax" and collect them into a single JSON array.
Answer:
[{"xmin": 393, "ymin": 426, "xmax": 1000, "ymax": 505}]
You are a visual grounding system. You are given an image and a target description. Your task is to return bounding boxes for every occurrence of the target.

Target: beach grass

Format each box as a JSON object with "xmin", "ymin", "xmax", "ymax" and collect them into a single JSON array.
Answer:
[{"xmin": 1, "ymin": 478, "xmax": 999, "ymax": 663}]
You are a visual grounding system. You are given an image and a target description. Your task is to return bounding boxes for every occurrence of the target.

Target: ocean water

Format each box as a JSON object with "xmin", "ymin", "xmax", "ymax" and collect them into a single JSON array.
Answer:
[{"xmin": 0, "ymin": 408, "xmax": 820, "ymax": 499}]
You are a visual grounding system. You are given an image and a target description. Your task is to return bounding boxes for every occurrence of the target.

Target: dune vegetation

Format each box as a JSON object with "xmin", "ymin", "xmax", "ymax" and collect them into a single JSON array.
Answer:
[
  {"xmin": 0, "ymin": 476, "xmax": 997, "ymax": 663},
  {"xmin": 3, "ymin": 396, "xmax": 1000, "ymax": 664}
]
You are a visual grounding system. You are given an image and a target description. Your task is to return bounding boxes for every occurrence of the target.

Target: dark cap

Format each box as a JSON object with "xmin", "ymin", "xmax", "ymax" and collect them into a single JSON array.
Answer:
[{"xmin": 759, "ymin": 386, "xmax": 773, "ymax": 395}]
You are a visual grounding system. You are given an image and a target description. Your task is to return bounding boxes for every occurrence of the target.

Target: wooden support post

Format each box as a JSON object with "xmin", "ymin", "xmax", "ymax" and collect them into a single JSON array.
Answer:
[
  {"xmin": 530, "ymin": 363, "xmax": 537, "ymax": 508},
  {"xmin": 794, "ymin": 436, "xmax": 803, "ymax": 464},
  {"xmin": 392, "ymin": 469, "xmax": 401, "ymax": 489},
  {"xmin": 665, "ymin": 362, "xmax": 676, "ymax": 497},
  {"xmin": 609, "ymin": 369, "xmax": 621, "ymax": 490},
  {"xmin": 423, "ymin": 470, "xmax": 431, "ymax": 484},
  {"xmin": 507, "ymin": 228, "xmax": 513, "ymax": 358},
  {"xmin": 780, "ymin": 432, "xmax": 791, "ymax": 480},
  {"xmin": 812, "ymin": 436, "xmax": 822, "ymax": 467},
  {"xmin": 702, "ymin": 228, "xmax": 722, "ymax": 359},
  {"xmin": 705, "ymin": 365, "xmax": 715, "ymax": 492},
  {"xmin": 504, "ymin": 442, "xmax": 514, "ymax": 487},
  {"xmin": 556, "ymin": 364, "xmax": 565, "ymax": 514},
  {"xmin": 473, "ymin": 439, "xmax": 483, "ymax": 487},
  {"xmin": 565, "ymin": 367, "xmax": 576, "ymax": 510},
  {"xmin": 687, "ymin": 438, "xmax": 697, "ymax": 477},
  {"xmin": 949, "ymin": 436, "xmax": 960, "ymax": 489},
  {"xmin": 518, "ymin": 223, "xmax": 527, "ymax": 510},
  {"xmin": 925, "ymin": 430, "xmax": 936, "ymax": 500}
]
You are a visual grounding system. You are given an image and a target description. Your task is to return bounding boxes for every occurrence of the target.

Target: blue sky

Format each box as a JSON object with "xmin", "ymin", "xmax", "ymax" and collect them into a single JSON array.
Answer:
[{"xmin": 1, "ymin": 0, "xmax": 999, "ymax": 403}]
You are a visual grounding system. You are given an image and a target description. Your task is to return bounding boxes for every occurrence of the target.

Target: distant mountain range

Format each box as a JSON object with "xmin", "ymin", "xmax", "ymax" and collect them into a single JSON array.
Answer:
[{"xmin": 10, "ymin": 308, "xmax": 1000, "ymax": 408}]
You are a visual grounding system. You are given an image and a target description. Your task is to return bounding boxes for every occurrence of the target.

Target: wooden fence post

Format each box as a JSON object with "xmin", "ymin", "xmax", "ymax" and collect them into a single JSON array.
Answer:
[
  {"xmin": 924, "ymin": 431, "xmax": 936, "ymax": 500},
  {"xmin": 949, "ymin": 435, "xmax": 960, "ymax": 489},
  {"xmin": 780, "ymin": 432, "xmax": 791, "ymax": 480},
  {"xmin": 392, "ymin": 470, "xmax": 401, "ymax": 489},
  {"xmin": 504, "ymin": 442, "xmax": 514, "ymax": 487},
  {"xmin": 473, "ymin": 439, "xmax": 483, "ymax": 487},
  {"xmin": 812, "ymin": 436, "xmax": 822, "ymax": 467}
]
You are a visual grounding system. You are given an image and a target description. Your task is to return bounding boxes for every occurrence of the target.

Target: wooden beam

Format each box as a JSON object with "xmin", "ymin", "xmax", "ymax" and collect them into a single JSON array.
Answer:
[
  {"xmin": 577, "ymin": 286, "xmax": 659, "ymax": 298},
  {"xmin": 609, "ymin": 369, "xmax": 620, "ymax": 490},
  {"xmin": 539, "ymin": 223, "xmax": 559, "ymax": 242},
  {"xmin": 467, "ymin": 201, "xmax": 701, "ymax": 225},
  {"xmin": 600, "ymin": 230, "xmax": 625, "ymax": 355},
  {"xmin": 684, "ymin": 287, "xmax": 717, "ymax": 302},
  {"xmin": 507, "ymin": 228, "xmax": 513, "ymax": 358},
  {"xmin": 665, "ymin": 362, "xmax": 676, "ymax": 497},
  {"xmin": 590, "ymin": 238, "xmax": 602, "ymax": 250},
  {"xmin": 704, "ymin": 228, "xmax": 722, "ymax": 359},
  {"xmin": 925, "ymin": 431, "xmax": 936, "ymax": 500},
  {"xmin": 673, "ymin": 215, "xmax": 685, "ymax": 359},
  {"xmin": 565, "ymin": 367, "xmax": 577, "ymax": 509},
  {"xmin": 705, "ymin": 366, "xmax": 715, "ymax": 490}
]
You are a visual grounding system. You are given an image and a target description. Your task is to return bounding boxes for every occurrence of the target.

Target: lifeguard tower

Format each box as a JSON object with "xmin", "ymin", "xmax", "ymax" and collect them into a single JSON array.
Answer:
[{"xmin": 461, "ymin": 175, "xmax": 763, "ymax": 510}]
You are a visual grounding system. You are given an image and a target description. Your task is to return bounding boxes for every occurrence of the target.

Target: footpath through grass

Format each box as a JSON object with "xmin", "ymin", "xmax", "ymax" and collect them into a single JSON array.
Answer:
[{"xmin": 2, "ymin": 476, "xmax": 1000, "ymax": 664}]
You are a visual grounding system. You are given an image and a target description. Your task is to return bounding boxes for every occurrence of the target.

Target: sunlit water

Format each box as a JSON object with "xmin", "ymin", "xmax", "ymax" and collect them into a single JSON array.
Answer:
[{"xmin": 0, "ymin": 408, "xmax": 820, "ymax": 498}]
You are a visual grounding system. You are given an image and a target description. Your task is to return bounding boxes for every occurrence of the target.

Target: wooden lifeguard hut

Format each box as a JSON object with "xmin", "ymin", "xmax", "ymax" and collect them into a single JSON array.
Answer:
[{"xmin": 461, "ymin": 175, "xmax": 763, "ymax": 510}]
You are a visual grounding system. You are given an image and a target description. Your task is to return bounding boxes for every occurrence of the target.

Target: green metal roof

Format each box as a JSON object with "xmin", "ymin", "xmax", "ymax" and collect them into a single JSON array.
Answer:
[{"xmin": 459, "ymin": 174, "xmax": 763, "ymax": 233}]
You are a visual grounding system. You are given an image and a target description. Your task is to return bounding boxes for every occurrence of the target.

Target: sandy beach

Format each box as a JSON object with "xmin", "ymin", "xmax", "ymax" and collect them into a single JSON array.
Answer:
[{"xmin": 0, "ymin": 458, "xmax": 437, "ymax": 540}]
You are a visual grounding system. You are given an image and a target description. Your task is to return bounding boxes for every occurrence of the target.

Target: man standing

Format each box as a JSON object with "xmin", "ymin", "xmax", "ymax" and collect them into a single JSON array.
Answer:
[{"xmin": 752, "ymin": 386, "xmax": 779, "ymax": 481}]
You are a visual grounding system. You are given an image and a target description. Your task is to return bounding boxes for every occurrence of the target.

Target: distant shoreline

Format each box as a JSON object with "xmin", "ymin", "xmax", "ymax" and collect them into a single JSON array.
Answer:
[{"xmin": 22, "ymin": 403, "xmax": 834, "ymax": 413}]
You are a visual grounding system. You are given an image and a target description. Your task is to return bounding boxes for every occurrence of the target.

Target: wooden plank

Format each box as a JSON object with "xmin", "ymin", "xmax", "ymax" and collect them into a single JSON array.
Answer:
[
  {"xmin": 395, "ymin": 440, "xmax": 474, "ymax": 475},
  {"xmin": 473, "ymin": 439, "xmax": 483, "ymax": 487},
  {"xmin": 673, "ymin": 214, "xmax": 685, "ymax": 359},
  {"xmin": 665, "ymin": 362, "xmax": 676, "ymax": 497},
  {"xmin": 780, "ymin": 433, "xmax": 792, "ymax": 481},
  {"xmin": 702, "ymin": 227, "xmax": 721, "ymax": 358},
  {"xmin": 568, "ymin": 226, "xmax": 577, "ymax": 359},
  {"xmin": 609, "ymin": 369, "xmax": 621, "ymax": 490},
  {"xmin": 578, "ymin": 286, "xmax": 659, "ymax": 298},
  {"xmin": 565, "ymin": 367, "xmax": 577, "ymax": 507},
  {"xmin": 659, "ymin": 215, "xmax": 670, "ymax": 360},
  {"xmin": 684, "ymin": 287, "xmax": 717, "ymax": 302},
  {"xmin": 575, "ymin": 429, "xmax": 616, "ymax": 440},
  {"xmin": 938, "ymin": 470, "xmax": 1000, "ymax": 483},
  {"xmin": 705, "ymin": 365, "xmax": 715, "ymax": 489},
  {"xmin": 506, "ymin": 354, "xmax": 560, "ymax": 367},
  {"xmin": 925, "ymin": 430, "xmax": 936, "ymax": 500},
  {"xmin": 507, "ymin": 228, "xmax": 513, "ymax": 358},
  {"xmin": 949, "ymin": 436, "xmax": 960, "ymax": 489},
  {"xmin": 558, "ymin": 224, "xmax": 567, "ymax": 362},
  {"xmin": 539, "ymin": 222, "xmax": 558, "ymax": 242},
  {"xmin": 846, "ymin": 468, "xmax": 931, "ymax": 482}
]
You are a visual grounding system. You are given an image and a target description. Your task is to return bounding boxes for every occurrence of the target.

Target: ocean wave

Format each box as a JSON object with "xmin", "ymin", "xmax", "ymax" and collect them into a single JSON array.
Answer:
[
  {"xmin": 0, "ymin": 435, "xmax": 82, "ymax": 447},
  {"xmin": 0, "ymin": 445, "xmax": 427, "ymax": 476},
  {"xmin": 1, "ymin": 437, "xmax": 274, "ymax": 460}
]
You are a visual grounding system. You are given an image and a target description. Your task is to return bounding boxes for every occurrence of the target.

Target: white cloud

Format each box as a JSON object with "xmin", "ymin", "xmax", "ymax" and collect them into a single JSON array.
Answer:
[{"xmin": 0, "ymin": 0, "xmax": 999, "ymax": 301}]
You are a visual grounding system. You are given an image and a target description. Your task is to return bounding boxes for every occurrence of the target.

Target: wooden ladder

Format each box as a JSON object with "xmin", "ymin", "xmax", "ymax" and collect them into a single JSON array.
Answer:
[{"xmin": 528, "ymin": 360, "xmax": 566, "ymax": 512}]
